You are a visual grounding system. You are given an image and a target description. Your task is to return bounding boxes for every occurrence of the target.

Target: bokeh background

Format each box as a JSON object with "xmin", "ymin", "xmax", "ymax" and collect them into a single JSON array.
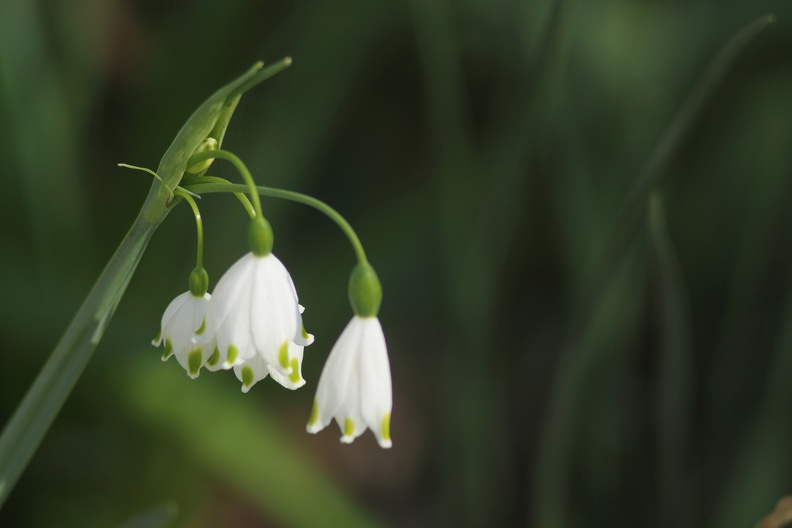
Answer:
[{"xmin": 1, "ymin": 0, "xmax": 792, "ymax": 527}]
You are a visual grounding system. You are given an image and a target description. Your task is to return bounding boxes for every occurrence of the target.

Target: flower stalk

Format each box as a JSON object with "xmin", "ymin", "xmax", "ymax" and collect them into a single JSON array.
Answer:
[{"xmin": 0, "ymin": 59, "xmax": 292, "ymax": 507}]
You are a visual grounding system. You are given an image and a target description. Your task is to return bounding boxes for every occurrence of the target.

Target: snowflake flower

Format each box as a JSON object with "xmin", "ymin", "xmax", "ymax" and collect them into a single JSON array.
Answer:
[
  {"xmin": 152, "ymin": 291, "xmax": 212, "ymax": 379},
  {"xmin": 307, "ymin": 315, "xmax": 392, "ymax": 448}
]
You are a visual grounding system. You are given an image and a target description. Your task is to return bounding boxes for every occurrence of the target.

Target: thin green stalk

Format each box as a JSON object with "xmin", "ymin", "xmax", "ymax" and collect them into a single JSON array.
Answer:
[
  {"xmin": 174, "ymin": 190, "xmax": 204, "ymax": 269},
  {"xmin": 0, "ymin": 61, "xmax": 284, "ymax": 508},
  {"xmin": 187, "ymin": 150, "xmax": 263, "ymax": 218},
  {"xmin": 184, "ymin": 180, "xmax": 369, "ymax": 265},
  {"xmin": 585, "ymin": 14, "xmax": 775, "ymax": 306},
  {"xmin": 648, "ymin": 192, "xmax": 694, "ymax": 528}
]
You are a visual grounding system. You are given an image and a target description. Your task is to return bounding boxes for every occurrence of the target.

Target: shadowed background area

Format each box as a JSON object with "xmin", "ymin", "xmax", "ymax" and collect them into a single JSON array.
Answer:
[{"xmin": 1, "ymin": 0, "xmax": 792, "ymax": 527}]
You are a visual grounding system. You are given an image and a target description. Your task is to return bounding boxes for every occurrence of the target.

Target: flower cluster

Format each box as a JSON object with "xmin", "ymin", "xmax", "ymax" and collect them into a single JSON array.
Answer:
[{"xmin": 152, "ymin": 153, "xmax": 393, "ymax": 449}]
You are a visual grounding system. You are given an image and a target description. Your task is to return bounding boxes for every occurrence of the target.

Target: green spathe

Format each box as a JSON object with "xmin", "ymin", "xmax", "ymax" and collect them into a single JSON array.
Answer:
[
  {"xmin": 141, "ymin": 59, "xmax": 291, "ymax": 225},
  {"xmin": 0, "ymin": 61, "xmax": 292, "ymax": 508},
  {"xmin": 348, "ymin": 263, "xmax": 382, "ymax": 317}
]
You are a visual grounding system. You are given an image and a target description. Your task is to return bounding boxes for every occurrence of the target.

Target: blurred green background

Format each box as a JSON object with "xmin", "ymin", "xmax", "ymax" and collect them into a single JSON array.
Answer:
[{"xmin": 1, "ymin": 0, "xmax": 792, "ymax": 527}]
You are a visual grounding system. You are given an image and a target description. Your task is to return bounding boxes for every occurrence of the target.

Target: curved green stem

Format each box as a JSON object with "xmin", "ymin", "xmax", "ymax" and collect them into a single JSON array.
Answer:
[
  {"xmin": 187, "ymin": 150, "xmax": 263, "ymax": 219},
  {"xmin": 184, "ymin": 180, "xmax": 369, "ymax": 265},
  {"xmin": 174, "ymin": 190, "xmax": 204, "ymax": 269}
]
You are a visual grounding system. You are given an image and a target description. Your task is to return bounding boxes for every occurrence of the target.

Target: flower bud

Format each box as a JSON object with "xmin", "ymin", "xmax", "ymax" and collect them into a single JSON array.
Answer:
[{"xmin": 185, "ymin": 137, "xmax": 219, "ymax": 174}]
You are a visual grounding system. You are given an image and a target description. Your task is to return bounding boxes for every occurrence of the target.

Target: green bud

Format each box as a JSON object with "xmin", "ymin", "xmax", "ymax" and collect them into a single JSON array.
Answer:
[
  {"xmin": 248, "ymin": 217, "xmax": 273, "ymax": 256},
  {"xmin": 188, "ymin": 267, "xmax": 209, "ymax": 296},
  {"xmin": 348, "ymin": 263, "xmax": 382, "ymax": 317},
  {"xmin": 185, "ymin": 137, "xmax": 219, "ymax": 174}
]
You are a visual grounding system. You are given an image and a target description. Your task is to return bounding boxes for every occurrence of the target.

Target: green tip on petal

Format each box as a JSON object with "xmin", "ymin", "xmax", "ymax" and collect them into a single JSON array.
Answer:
[
  {"xmin": 301, "ymin": 326, "xmax": 310, "ymax": 340},
  {"xmin": 207, "ymin": 346, "xmax": 220, "ymax": 366},
  {"xmin": 344, "ymin": 418, "xmax": 355, "ymax": 437},
  {"xmin": 278, "ymin": 341, "xmax": 289, "ymax": 369},
  {"xmin": 188, "ymin": 349, "xmax": 202, "ymax": 377},
  {"xmin": 161, "ymin": 339, "xmax": 173, "ymax": 360},
  {"xmin": 381, "ymin": 413, "xmax": 391, "ymax": 443},
  {"xmin": 152, "ymin": 330, "xmax": 162, "ymax": 344},
  {"xmin": 288, "ymin": 358, "xmax": 301, "ymax": 384},
  {"xmin": 227, "ymin": 345, "xmax": 239, "ymax": 365},
  {"xmin": 195, "ymin": 319, "xmax": 206, "ymax": 335},
  {"xmin": 241, "ymin": 366, "xmax": 254, "ymax": 388},
  {"xmin": 308, "ymin": 400, "xmax": 319, "ymax": 427}
]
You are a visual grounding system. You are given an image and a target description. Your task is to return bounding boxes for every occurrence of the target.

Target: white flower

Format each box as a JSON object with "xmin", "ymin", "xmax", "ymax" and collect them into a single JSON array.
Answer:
[
  {"xmin": 307, "ymin": 316, "xmax": 392, "ymax": 448},
  {"xmin": 152, "ymin": 291, "xmax": 212, "ymax": 379},
  {"xmin": 230, "ymin": 304, "xmax": 315, "ymax": 392},
  {"xmin": 200, "ymin": 252, "xmax": 308, "ymax": 377}
]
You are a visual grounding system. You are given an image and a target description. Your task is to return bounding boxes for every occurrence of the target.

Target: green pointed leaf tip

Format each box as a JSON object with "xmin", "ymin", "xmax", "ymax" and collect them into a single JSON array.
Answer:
[
  {"xmin": 348, "ymin": 264, "xmax": 382, "ymax": 317},
  {"xmin": 140, "ymin": 60, "xmax": 291, "ymax": 225}
]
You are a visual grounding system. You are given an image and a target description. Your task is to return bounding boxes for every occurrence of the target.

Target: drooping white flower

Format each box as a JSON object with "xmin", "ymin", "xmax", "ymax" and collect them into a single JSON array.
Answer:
[
  {"xmin": 307, "ymin": 316, "xmax": 392, "ymax": 448},
  {"xmin": 200, "ymin": 251, "xmax": 307, "ymax": 377},
  {"xmin": 152, "ymin": 291, "xmax": 212, "ymax": 379}
]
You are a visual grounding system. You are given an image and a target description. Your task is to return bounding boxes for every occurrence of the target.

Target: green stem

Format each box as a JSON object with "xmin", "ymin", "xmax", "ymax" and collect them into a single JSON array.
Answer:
[
  {"xmin": 0, "ymin": 213, "xmax": 158, "ymax": 507},
  {"xmin": 184, "ymin": 181, "xmax": 369, "ymax": 265},
  {"xmin": 187, "ymin": 150, "xmax": 263, "ymax": 218},
  {"xmin": 174, "ymin": 190, "xmax": 204, "ymax": 269}
]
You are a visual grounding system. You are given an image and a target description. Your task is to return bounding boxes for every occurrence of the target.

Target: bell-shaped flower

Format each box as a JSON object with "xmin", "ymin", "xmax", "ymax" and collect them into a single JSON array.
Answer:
[
  {"xmin": 200, "ymin": 250, "xmax": 307, "ymax": 377},
  {"xmin": 307, "ymin": 316, "xmax": 392, "ymax": 448},
  {"xmin": 152, "ymin": 291, "xmax": 212, "ymax": 379}
]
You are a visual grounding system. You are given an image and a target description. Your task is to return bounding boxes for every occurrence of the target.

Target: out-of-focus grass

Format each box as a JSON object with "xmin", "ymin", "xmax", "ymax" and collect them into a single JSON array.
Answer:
[{"xmin": 1, "ymin": 0, "xmax": 792, "ymax": 527}]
